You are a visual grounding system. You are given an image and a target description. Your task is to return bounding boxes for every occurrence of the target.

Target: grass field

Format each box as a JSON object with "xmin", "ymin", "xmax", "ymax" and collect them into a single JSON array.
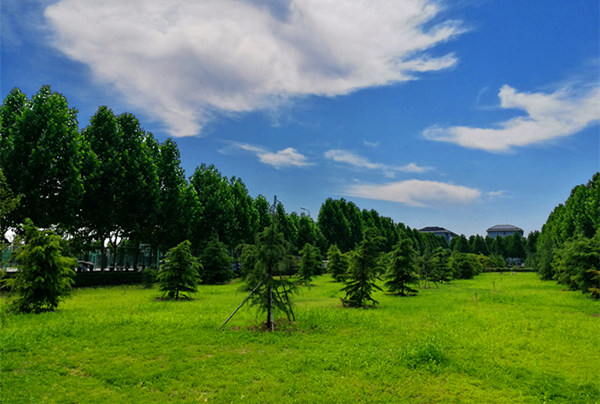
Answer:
[{"xmin": 1, "ymin": 273, "xmax": 599, "ymax": 403}]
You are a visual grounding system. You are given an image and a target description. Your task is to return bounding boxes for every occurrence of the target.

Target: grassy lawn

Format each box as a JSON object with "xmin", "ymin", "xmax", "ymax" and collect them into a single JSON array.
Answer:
[{"xmin": 1, "ymin": 272, "xmax": 599, "ymax": 403}]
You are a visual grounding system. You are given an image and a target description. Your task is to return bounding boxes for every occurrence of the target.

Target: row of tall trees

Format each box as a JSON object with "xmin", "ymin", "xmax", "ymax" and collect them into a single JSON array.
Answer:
[
  {"xmin": 527, "ymin": 173, "xmax": 600, "ymax": 298},
  {"xmin": 1, "ymin": 85, "xmax": 537, "ymax": 279},
  {"xmin": 0, "ymin": 86, "xmax": 322, "ymax": 267}
]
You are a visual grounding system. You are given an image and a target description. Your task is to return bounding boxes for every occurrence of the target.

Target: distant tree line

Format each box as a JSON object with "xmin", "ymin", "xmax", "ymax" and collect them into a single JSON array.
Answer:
[{"xmin": 526, "ymin": 173, "xmax": 600, "ymax": 298}]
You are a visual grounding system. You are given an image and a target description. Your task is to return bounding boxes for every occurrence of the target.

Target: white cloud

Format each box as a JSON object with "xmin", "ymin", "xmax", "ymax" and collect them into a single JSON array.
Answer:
[
  {"xmin": 44, "ymin": 0, "xmax": 464, "ymax": 137},
  {"xmin": 486, "ymin": 190, "xmax": 506, "ymax": 198},
  {"xmin": 363, "ymin": 140, "xmax": 380, "ymax": 147},
  {"xmin": 324, "ymin": 149, "xmax": 431, "ymax": 177},
  {"xmin": 345, "ymin": 179, "xmax": 481, "ymax": 207},
  {"xmin": 424, "ymin": 84, "xmax": 600, "ymax": 152},
  {"xmin": 224, "ymin": 142, "xmax": 312, "ymax": 169}
]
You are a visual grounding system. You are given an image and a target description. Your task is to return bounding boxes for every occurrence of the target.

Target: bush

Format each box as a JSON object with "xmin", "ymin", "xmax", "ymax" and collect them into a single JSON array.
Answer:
[{"xmin": 141, "ymin": 267, "xmax": 157, "ymax": 288}]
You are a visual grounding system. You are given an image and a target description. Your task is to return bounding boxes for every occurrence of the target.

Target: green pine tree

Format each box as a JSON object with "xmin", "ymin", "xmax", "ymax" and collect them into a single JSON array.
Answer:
[
  {"xmin": 341, "ymin": 233, "xmax": 383, "ymax": 308},
  {"xmin": 242, "ymin": 225, "xmax": 297, "ymax": 329},
  {"xmin": 327, "ymin": 244, "xmax": 348, "ymax": 282},
  {"xmin": 200, "ymin": 239, "xmax": 233, "ymax": 284},
  {"xmin": 157, "ymin": 240, "xmax": 201, "ymax": 300},
  {"xmin": 298, "ymin": 243, "xmax": 321, "ymax": 286},
  {"xmin": 385, "ymin": 239, "xmax": 419, "ymax": 296},
  {"xmin": 6, "ymin": 219, "xmax": 76, "ymax": 313}
]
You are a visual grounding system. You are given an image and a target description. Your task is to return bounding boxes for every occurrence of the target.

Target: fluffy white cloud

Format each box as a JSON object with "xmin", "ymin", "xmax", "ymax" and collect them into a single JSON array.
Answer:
[
  {"xmin": 224, "ymin": 142, "xmax": 312, "ymax": 168},
  {"xmin": 345, "ymin": 179, "xmax": 481, "ymax": 207},
  {"xmin": 324, "ymin": 149, "xmax": 430, "ymax": 177},
  {"xmin": 44, "ymin": 0, "xmax": 464, "ymax": 137},
  {"xmin": 424, "ymin": 84, "xmax": 600, "ymax": 152}
]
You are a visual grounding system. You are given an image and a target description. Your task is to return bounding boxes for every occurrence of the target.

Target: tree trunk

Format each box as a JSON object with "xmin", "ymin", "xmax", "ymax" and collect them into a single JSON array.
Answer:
[
  {"xmin": 267, "ymin": 285, "xmax": 273, "ymax": 330},
  {"xmin": 100, "ymin": 237, "xmax": 107, "ymax": 271}
]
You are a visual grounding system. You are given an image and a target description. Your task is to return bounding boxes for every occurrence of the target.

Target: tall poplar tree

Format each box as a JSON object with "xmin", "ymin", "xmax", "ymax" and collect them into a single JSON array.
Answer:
[{"xmin": 1, "ymin": 86, "xmax": 85, "ymax": 232}]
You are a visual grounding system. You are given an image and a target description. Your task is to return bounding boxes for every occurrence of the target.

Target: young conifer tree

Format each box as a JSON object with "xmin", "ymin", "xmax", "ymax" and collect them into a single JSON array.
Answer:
[
  {"xmin": 385, "ymin": 239, "xmax": 419, "ymax": 296},
  {"xmin": 341, "ymin": 231, "xmax": 383, "ymax": 307},
  {"xmin": 7, "ymin": 218, "xmax": 76, "ymax": 313},
  {"xmin": 200, "ymin": 239, "xmax": 233, "ymax": 284},
  {"xmin": 242, "ymin": 225, "xmax": 296, "ymax": 329},
  {"xmin": 298, "ymin": 243, "xmax": 321, "ymax": 286},
  {"xmin": 327, "ymin": 244, "xmax": 348, "ymax": 282},
  {"xmin": 157, "ymin": 240, "xmax": 201, "ymax": 300}
]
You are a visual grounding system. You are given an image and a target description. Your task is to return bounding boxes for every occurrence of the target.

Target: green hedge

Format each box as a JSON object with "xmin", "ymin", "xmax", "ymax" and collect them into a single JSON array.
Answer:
[
  {"xmin": 481, "ymin": 267, "xmax": 535, "ymax": 273},
  {"xmin": 1, "ymin": 270, "xmax": 147, "ymax": 290},
  {"xmin": 73, "ymin": 271, "xmax": 145, "ymax": 288}
]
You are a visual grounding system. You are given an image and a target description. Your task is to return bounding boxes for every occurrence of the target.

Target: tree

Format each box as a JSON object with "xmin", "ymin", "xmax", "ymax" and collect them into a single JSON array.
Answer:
[
  {"xmin": 429, "ymin": 247, "xmax": 452, "ymax": 285},
  {"xmin": 447, "ymin": 252, "xmax": 481, "ymax": 279},
  {"xmin": 552, "ymin": 234, "xmax": 600, "ymax": 293},
  {"xmin": 341, "ymin": 232, "xmax": 383, "ymax": 307},
  {"xmin": 385, "ymin": 239, "xmax": 419, "ymax": 296},
  {"xmin": 318, "ymin": 198, "xmax": 351, "ymax": 252},
  {"xmin": 253, "ymin": 194, "xmax": 273, "ymax": 233},
  {"xmin": 157, "ymin": 240, "xmax": 201, "ymax": 300},
  {"xmin": 200, "ymin": 239, "xmax": 234, "ymax": 284},
  {"xmin": 1, "ymin": 86, "xmax": 85, "ymax": 232},
  {"xmin": 82, "ymin": 107, "xmax": 160, "ymax": 268},
  {"xmin": 242, "ymin": 226, "xmax": 297, "ymax": 329},
  {"xmin": 5, "ymin": 219, "xmax": 76, "ymax": 313},
  {"xmin": 530, "ymin": 173, "xmax": 600, "ymax": 289},
  {"xmin": 450, "ymin": 235, "xmax": 470, "ymax": 253},
  {"xmin": 0, "ymin": 170, "xmax": 22, "ymax": 239},
  {"xmin": 190, "ymin": 164, "xmax": 236, "ymax": 249},
  {"xmin": 151, "ymin": 138, "xmax": 191, "ymax": 252},
  {"xmin": 298, "ymin": 243, "xmax": 321, "ymax": 286},
  {"xmin": 230, "ymin": 177, "xmax": 259, "ymax": 248},
  {"xmin": 327, "ymin": 244, "xmax": 348, "ymax": 282}
]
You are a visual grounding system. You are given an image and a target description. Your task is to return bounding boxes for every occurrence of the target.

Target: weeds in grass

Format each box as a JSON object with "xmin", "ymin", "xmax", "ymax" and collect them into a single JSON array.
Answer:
[{"xmin": 401, "ymin": 337, "xmax": 448, "ymax": 371}]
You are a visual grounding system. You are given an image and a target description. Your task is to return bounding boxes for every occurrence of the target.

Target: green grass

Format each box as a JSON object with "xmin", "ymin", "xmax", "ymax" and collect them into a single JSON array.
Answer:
[{"xmin": 1, "ymin": 273, "xmax": 599, "ymax": 403}]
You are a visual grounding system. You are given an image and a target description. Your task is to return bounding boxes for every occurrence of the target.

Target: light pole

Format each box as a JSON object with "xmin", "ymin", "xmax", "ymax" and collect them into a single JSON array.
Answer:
[{"xmin": 300, "ymin": 207, "xmax": 311, "ymax": 217}]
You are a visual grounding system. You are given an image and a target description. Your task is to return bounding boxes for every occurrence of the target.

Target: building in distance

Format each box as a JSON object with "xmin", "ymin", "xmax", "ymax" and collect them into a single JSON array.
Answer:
[
  {"xmin": 418, "ymin": 226, "xmax": 458, "ymax": 244},
  {"xmin": 486, "ymin": 224, "xmax": 524, "ymax": 239}
]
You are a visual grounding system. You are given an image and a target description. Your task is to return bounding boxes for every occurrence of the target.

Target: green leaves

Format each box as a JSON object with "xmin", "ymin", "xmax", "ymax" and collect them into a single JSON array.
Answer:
[{"xmin": 1, "ymin": 86, "xmax": 84, "ymax": 231}]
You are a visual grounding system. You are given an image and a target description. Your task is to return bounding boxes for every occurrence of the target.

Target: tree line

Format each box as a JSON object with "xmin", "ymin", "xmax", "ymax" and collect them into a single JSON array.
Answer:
[
  {"xmin": 4, "ymin": 85, "xmax": 595, "ymax": 318},
  {"xmin": 0, "ymin": 86, "xmax": 495, "ymax": 268},
  {"xmin": 526, "ymin": 173, "xmax": 600, "ymax": 298}
]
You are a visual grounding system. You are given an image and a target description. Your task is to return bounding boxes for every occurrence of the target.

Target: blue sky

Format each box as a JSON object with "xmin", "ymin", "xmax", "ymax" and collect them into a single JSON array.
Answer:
[{"xmin": 2, "ymin": 0, "xmax": 599, "ymax": 237}]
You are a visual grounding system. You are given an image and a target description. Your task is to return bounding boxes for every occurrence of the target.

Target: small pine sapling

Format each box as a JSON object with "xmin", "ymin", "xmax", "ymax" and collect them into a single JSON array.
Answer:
[
  {"xmin": 200, "ymin": 239, "xmax": 233, "ymax": 284},
  {"xmin": 327, "ymin": 244, "xmax": 348, "ymax": 282},
  {"xmin": 157, "ymin": 240, "xmax": 201, "ymax": 300},
  {"xmin": 341, "ymin": 232, "xmax": 383, "ymax": 308},
  {"xmin": 298, "ymin": 243, "xmax": 321, "ymax": 286},
  {"xmin": 385, "ymin": 239, "xmax": 419, "ymax": 296},
  {"xmin": 6, "ymin": 219, "xmax": 76, "ymax": 313}
]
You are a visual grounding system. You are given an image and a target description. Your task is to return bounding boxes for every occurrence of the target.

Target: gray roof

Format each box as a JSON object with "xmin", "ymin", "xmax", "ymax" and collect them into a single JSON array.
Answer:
[
  {"xmin": 486, "ymin": 224, "xmax": 523, "ymax": 232},
  {"xmin": 419, "ymin": 227, "xmax": 458, "ymax": 236}
]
